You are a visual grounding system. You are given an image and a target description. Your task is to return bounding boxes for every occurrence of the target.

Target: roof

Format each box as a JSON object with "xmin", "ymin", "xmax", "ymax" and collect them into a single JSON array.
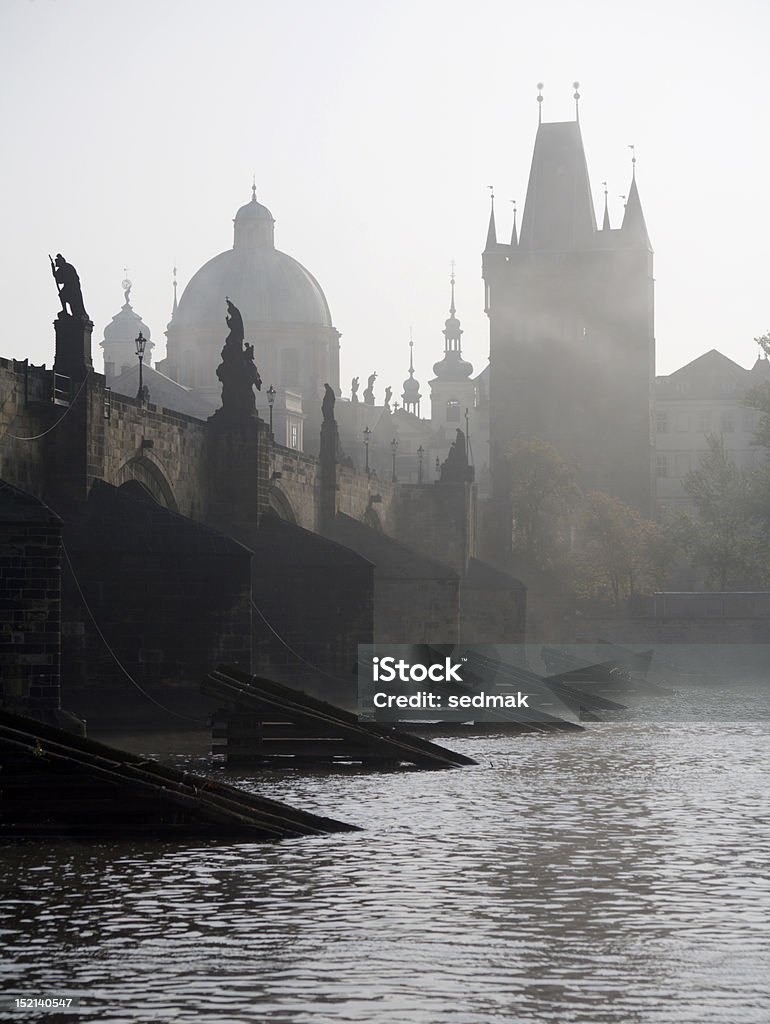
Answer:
[
  {"xmin": 518, "ymin": 121, "xmax": 597, "ymax": 251},
  {"xmin": 256, "ymin": 513, "xmax": 372, "ymax": 569},
  {"xmin": 324, "ymin": 513, "xmax": 458, "ymax": 581},
  {"xmin": 0, "ymin": 480, "xmax": 61, "ymax": 525},
  {"xmin": 171, "ymin": 194, "xmax": 333, "ymax": 331},
  {"xmin": 655, "ymin": 349, "xmax": 756, "ymax": 401},
  {"xmin": 66, "ymin": 480, "xmax": 249, "ymax": 556},
  {"xmin": 108, "ymin": 363, "xmax": 217, "ymax": 419},
  {"xmin": 464, "ymin": 557, "xmax": 526, "ymax": 592}
]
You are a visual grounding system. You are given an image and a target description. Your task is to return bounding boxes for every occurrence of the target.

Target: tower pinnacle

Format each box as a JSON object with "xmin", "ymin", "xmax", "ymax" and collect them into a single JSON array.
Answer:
[{"xmin": 484, "ymin": 186, "xmax": 497, "ymax": 250}]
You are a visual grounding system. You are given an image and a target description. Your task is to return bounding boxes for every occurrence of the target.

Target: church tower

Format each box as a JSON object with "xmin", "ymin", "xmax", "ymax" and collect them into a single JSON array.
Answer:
[
  {"xmin": 430, "ymin": 269, "xmax": 475, "ymax": 442},
  {"xmin": 484, "ymin": 84, "xmax": 654, "ymax": 541}
]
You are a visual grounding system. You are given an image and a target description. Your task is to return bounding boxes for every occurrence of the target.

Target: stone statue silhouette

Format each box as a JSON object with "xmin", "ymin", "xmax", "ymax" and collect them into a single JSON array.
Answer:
[
  {"xmin": 383, "ymin": 386, "xmax": 392, "ymax": 411},
  {"xmin": 322, "ymin": 382, "xmax": 336, "ymax": 423},
  {"xmin": 351, "ymin": 376, "xmax": 360, "ymax": 403},
  {"xmin": 439, "ymin": 428, "xmax": 474, "ymax": 482},
  {"xmin": 50, "ymin": 253, "xmax": 88, "ymax": 318},
  {"xmin": 363, "ymin": 371, "xmax": 377, "ymax": 406},
  {"xmin": 215, "ymin": 298, "xmax": 261, "ymax": 419}
]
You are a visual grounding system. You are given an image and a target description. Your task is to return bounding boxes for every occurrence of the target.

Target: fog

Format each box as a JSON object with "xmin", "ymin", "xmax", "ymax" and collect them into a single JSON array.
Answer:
[{"xmin": 2, "ymin": 0, "xmax": 769, "ymax": 397}]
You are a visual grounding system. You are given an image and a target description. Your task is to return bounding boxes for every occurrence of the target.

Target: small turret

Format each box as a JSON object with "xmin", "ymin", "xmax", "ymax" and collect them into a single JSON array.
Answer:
[{"xmin": 402, "ymin": 333, "xmax": 422, "ymax": 416}]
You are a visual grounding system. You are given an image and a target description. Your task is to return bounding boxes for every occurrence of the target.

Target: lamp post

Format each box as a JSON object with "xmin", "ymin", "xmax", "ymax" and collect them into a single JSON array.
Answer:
[
  {"xmin": 135, "ymin": 331, "xmax": 147, "ymax": 400},
  {"xmin": 267, "ymin": 384, "xmax": 276, "ymax": 434},
  {"xmin": 363, "ymin": 425, "xmax": 371, "ymax": 476},
  {"xmin": 417, "ymin": 444, "xmax": 424, "ymax": 483},
  {"xmin": 391, "ymin": 437, "xmax": 399, "ymax": 482}
]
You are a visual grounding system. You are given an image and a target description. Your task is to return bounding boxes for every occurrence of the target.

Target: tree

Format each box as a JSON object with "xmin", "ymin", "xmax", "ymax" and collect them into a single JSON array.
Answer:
[
  {"xmin": 672, "ymin": 434, "xmax": 764, "ymax": 590},
  {"xmin": 573, "ymin": 491, "xmax": 673, "ymax": 610},
  {"xmin": 505, "ymin": 439, "xmax": 580, "ymax": 570}
]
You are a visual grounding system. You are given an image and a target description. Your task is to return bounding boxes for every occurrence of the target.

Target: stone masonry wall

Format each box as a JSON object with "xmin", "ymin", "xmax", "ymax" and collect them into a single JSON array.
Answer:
[{"xmin": 0, "ymin": 508, "xmax": 62, "ymax": 717}]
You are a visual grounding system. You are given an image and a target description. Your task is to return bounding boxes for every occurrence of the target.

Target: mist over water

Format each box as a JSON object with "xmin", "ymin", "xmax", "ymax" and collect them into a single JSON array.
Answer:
[{"xmin": 2, "ymin": 687, "xmax": 769, "ymax": 1023}]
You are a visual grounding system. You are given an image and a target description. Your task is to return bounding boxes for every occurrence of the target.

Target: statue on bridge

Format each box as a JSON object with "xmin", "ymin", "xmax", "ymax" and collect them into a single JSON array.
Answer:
[
  {"xmin": 363, "ymin": 372, "xmax": 377, "ymax": 406},
  {"xmin": 214, "ymin": 298, "xmax": 262, "ymax": 420},
  {"xmin": 50, "ymin": 254, "xmax": 88, "ymax": 319},
  {"xmin": 322, "ymin": 382, "xmax": 336, "ymax": 423},
  {"xmin": 439, "ymin": 428, "xmax": 474, "ymax": 483},
  {"xmin": 351, "ymin": 376, "xmax": 360, "ymax": 403}
]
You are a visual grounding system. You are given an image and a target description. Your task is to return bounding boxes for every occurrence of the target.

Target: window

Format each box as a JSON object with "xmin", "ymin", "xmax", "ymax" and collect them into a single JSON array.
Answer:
[
  {"xmin": 656, "ymin": 455, "xmax": 668, "ymax": 478},
  {"xmin": 697, "ymin": 410, "xmax": 711, "ymax": 433},
  {"xmin": 677, "ymin": 411, "xmax": 690, "ymax": 432},
  {"xmin": 290, "ymin": 423, "xmax": 299, "ymax": 449},
  {"xmin": 721, "ymin": 411, "xmax": 735, "ymax": 433},
  {"xmin": 446, "ymin": 399, "xmax": 460, "ymax": 422},
  {"xmin": 656, "ymin": 411, "xmax": 668, "ymax": 433}
]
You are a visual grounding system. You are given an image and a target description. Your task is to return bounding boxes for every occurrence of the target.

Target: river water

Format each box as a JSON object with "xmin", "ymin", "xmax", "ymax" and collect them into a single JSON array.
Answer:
[{"xmin": 1, "ymin": 687, "xmax": 769, "ymax": 1023}]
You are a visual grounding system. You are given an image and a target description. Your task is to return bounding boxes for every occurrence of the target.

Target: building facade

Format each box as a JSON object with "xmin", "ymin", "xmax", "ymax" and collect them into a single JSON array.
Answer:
[{"xmin": 655, "ymin": 350, "xmax": 770, "ymax": 513}]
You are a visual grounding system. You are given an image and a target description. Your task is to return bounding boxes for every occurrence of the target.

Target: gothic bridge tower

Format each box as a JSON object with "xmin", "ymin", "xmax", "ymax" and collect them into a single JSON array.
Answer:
[{"xmin": 483, "ymin": 84, "xmax": 654, "ymax": 556}]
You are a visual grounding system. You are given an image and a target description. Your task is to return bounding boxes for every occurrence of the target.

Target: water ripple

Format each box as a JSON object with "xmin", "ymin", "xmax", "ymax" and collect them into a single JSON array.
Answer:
[{"xmin": 1, "ymin": 711, "xmax": 769, "ymax": 1022}]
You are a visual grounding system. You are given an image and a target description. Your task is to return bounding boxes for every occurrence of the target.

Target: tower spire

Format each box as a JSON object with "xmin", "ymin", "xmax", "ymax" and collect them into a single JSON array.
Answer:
[
  {"xmin": 629, "ymin": 144, "xmax": 636, "ymax": 181},
  {"xmin": 171, "ymin": 265, "xmax": 178, "ymax": 316},
  {"xmin": 510, "ymin": 200, "xmax": 518, "ymax": 247},
  {"xmin": 402, "ymin": 326, "xmax": 422, "ymax": 416},
  {"xmin": 449, "ymin": 259, "xmax": 456, "ymax": 316},
  {"xmin": 573, "ymin": 81, "xmax": 580, "ymax": 122},
  {"xmin": 484, "ymin": 186, "xmax": 497, "ymax": 250},
  {"xmin": 537, "ymin": 82, "xmax": 544, "ymax": 125},
  {"xmin": 602, "ymin": 182, "xmax": 610, "ymax": 231}
]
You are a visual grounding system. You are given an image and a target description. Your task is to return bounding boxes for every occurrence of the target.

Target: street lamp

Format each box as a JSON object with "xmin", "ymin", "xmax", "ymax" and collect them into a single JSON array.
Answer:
[
  {"xmin": 135, "ymin": 332, "xmax": 147, "ymax": 400},
  {"xmin": 391, "ymin": 437, "xmax": 399, "ymax": 482},
  {"xmin": 417, "ymin": 444, "xmax": 424, "ymax": 483},
  {"xmin": 363, "ymin": 425, "xmax": 371, "ymax": 476},
  {"xmin": 267, "ymin": 384, "xmax": 276, "ymax": 434}
]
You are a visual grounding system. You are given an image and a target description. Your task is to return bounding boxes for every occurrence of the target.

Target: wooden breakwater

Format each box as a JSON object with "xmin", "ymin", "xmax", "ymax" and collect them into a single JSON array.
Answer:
[
  {"xmin": 0, "ymin": 709, "xmax": 359, "ymax": 840},
  {"xmin": 204, "ymin": 665, "xmax": 477, "ymax": 769}
]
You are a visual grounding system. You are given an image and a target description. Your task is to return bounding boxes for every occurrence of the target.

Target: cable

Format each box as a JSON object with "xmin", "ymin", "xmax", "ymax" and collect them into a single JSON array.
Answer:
[
  {"xmin": 251, "ymin": 598, "xmax": 351, "ymax": 685},
  {"xmin": 1, "ymin": 371, "xmax": 92, "ymax": 442},
  {"xmin": 62, "ymin": 542, "xmax": 208, "ymax": 725}
]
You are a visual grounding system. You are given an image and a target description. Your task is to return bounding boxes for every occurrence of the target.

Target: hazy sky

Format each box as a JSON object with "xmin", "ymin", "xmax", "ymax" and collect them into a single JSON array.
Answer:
[{"xmin": 2, "ymin": 0, "xmax": 769, "ymax": 402}]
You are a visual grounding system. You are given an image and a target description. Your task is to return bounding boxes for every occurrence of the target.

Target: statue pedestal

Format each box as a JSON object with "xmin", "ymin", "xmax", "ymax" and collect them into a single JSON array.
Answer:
[{"xmin": 53, "ymin": 313, "xmax": 94, "ymax": 382}]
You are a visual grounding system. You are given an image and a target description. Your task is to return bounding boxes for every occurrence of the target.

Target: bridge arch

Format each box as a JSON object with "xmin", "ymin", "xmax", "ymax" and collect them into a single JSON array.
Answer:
[
  {"xmin": 267, "ymin": 485, "xmax": 297, "ymax": 524},
  {"xmin": 363, "ymin": 505, "xmax": 382, "ymax": 532},
  {"xmin": 115, "ymin": 456, "xmax": 178, "ymax": 512}
]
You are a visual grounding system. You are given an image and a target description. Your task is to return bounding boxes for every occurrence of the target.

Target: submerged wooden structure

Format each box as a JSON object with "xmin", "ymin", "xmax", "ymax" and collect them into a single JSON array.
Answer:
[
  {"xmin": 0, "ymin": 709, "xmax": 358, "ymax": 840},
  {"xmin": 204, "ymin": 665, "xmax": 477, "ymax": 768}
]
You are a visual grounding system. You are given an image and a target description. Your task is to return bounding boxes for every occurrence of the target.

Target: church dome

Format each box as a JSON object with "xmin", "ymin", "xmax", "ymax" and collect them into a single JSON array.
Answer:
[
  {"xmin": 171, "ymin": 188, "xmax": 333, "ymax": 330},
  {"xmin": 101, "ymin": 279, "xmax": 153, "ymax": 381},
  {"xmin": 103, "ymin": 284, "xmax": 152, "ymax": 348},
  {"xmin": 432, "ymin": 350, "xmax": 473, "ymax": 380}
]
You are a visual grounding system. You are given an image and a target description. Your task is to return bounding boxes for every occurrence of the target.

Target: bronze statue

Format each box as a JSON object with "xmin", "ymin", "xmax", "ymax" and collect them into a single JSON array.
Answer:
[
  {"xmin": 322, "ymin": 383, "xmax": 336, "ymax": 423},
  {"xmin": 363, "ymin": 371, "xmax": 377, "ymax": 406},
  {"xmin": 50, "ymin": 253, "xmax": 88, "ymax": 318},
  {"xmin": 215, "ymin": 298, "xmax": 261, "ymax": 419},
  {"xmin": 351, "ymin": 376, "xmax": 360, "ymax": 403}
]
